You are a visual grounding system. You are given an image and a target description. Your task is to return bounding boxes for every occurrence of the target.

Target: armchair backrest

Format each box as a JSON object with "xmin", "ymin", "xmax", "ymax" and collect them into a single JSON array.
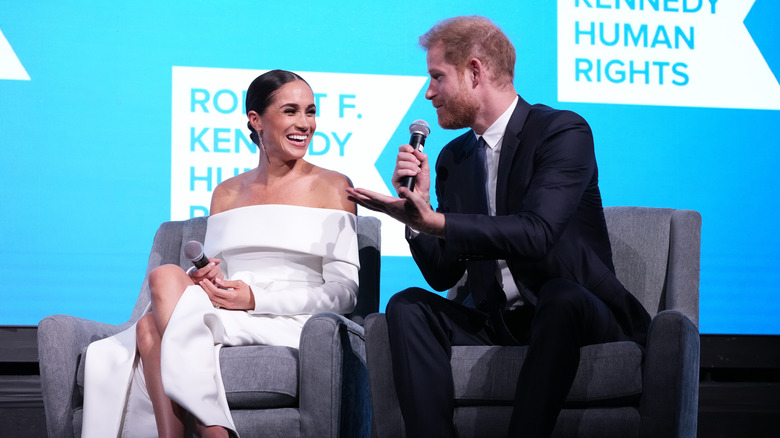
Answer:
[
  {"xmin": 129, "ymin": 215, "xmax": 381, "ymax": 324},
  {"xmin": 603, "ymin": 207, "xmax": 701, "ymax": 328}
]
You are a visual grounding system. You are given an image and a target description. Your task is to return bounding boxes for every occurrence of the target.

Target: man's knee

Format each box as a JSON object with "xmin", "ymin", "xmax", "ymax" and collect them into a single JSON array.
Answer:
[
  {"xmin": 537, "ymin": 279, "xmax": 590, "ymax": 308},
  {"xmin": 386, "ymin": 287, "xmax": 431, "ymax": 313},
  {"xmin": 386, "ymin": 287, "xmax": 439, "ymax": 332},
  {"xmin": 533, "ymin": 279, "xmax": 596, "ymax": 329}
]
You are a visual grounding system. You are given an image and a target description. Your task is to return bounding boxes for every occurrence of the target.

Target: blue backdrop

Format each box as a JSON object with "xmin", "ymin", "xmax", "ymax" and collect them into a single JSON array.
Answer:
[{"xmin": 1, "ymin": 0, "xmax": 778, "ymax": 334}]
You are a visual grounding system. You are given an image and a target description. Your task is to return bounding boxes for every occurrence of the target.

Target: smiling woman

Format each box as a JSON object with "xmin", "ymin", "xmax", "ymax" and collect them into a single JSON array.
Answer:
[
  {"xmin": 206, "ymin": 70, "xmax": 356, "ymax": 214},
  {"xmin": 79, "ymin": 68, "xmax": 359, "ymax": 438},
  {"xmin": 246, "ymin": 71, "xmax": 318, "ymax": 163}
]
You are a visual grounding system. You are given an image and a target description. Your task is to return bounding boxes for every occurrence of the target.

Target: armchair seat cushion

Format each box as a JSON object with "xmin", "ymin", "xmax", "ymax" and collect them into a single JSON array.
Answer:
[
  {"xmin": 220, "ymin": 346, "xmax": 300, "ymax": 409},
  {"xmin": 75, "ymin": 344, "xmax": 301, "ymax": 410},
  {"xmin": 451, "ymin": 341, "xmax": 643, "ymax": 406}
]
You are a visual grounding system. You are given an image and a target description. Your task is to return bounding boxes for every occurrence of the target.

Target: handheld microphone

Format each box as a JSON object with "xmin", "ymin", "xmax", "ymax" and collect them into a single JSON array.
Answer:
[
  {"xmin": 399, "ymin": 119, "xmax": 431, "ymax": 191},
  {"xmin": 183, "ymin": 240, "xmax": 209, "ymax": 269}
]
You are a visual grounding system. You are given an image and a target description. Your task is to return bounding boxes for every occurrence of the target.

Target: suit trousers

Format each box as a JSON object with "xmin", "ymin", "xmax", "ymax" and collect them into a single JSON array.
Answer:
[{"xmin": 385, "ymin": 278, "xmax": 627, "ymax": 438}]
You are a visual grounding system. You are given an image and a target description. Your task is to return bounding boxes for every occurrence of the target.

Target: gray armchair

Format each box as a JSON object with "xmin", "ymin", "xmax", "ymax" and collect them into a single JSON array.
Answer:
[
  {"xmin": 366, "ymin": 207, "xmax": 701, "ymax": 437},
  {"xmin": 38, "ymin": 215, "xmax": 381, "ymax": 438}
]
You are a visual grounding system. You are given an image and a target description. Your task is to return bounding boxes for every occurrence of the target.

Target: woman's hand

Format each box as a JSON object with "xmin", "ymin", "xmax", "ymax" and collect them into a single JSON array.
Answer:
[
  {"xmin": 189, "ymin": 258, "xmax": 225, "ymax": 284},
  {"xmin": 199, "ymin": 277, "xmax": 255, "ymax": 311}
]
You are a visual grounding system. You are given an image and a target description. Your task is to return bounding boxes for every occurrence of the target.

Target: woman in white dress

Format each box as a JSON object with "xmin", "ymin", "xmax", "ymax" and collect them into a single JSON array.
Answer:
[{"xmin": 81, "ymin": 70, "xmax": 359, "ymax": 438}]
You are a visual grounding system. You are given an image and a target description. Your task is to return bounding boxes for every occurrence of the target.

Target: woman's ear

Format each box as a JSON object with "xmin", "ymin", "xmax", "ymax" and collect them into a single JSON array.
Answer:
[{"xmin": 247, "ymin": 110, "xmax": 262, "ymax": 132}]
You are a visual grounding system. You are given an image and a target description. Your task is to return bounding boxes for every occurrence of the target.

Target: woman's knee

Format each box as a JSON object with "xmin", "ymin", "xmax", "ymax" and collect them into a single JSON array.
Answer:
[{"xmin": 149, "ymin": 264, "xmax": 188, "ymax": 300}]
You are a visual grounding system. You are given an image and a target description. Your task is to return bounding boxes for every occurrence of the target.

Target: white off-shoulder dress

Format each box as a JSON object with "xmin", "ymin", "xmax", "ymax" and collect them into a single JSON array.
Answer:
[{"xmin": 81, "ymin": 205, "xmax": 360, "ymax": 438}]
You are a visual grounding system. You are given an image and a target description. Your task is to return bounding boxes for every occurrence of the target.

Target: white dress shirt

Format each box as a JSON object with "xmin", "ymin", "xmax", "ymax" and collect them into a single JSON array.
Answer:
[{"xmin": 476, "ymin": 96, "xmax": 524, "ymax": 308}]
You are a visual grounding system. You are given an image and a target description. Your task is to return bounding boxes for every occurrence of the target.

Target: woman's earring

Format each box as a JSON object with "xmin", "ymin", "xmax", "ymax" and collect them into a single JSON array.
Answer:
[{"xmin": 258, "ymin": 135, "xmax": 270, "ymax": 162}]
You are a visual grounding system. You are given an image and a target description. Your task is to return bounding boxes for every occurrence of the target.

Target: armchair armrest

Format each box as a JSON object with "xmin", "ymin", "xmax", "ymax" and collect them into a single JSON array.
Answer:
[
  {"xmin": 364, "ymin": 313, "xmax": 404, "ymax": 438},
  {"xmin": 639, "ymin": 309, "xmax": 700, "ymax": 438},
  {"xmin": 37, "ymin": 315, "xmax": 130, "ymax": 438},
  {"xmin": 298, "ymin": 312, "xmax": 370, "ymax": 438}
]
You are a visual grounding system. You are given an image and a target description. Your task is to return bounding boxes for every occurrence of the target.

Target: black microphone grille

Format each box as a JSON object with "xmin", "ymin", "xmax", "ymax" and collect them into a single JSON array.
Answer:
[
  {"xmin": 183, "ymin": 240, "xmax": 204, "ymax": 261},
  {"xmin": 409, "ymin": 119, "xmax": 430, "ymax": 137}
]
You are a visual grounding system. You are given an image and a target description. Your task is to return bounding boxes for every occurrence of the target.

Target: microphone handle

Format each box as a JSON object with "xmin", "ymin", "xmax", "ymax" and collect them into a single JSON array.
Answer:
[
  {"xmin": 399, "ymin": 132, "xmax": 427, "ymax": 191},
  {"xmin": 192, "ymin": 254, "xmax": 210, "ymax": 269}
]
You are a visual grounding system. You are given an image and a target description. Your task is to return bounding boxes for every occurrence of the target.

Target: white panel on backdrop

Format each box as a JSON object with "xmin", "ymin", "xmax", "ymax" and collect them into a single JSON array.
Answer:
[
  {"xmin": 557, "ymin": 0, "xmax": 780, "ymax": 110},
  {"xmin": 0, "ymin": 29, "xmax": 29, "ymax": 81}
]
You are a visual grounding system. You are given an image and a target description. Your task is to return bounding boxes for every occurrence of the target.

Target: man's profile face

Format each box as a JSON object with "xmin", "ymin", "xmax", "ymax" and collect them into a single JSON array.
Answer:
[{"xmin": 424, "ymin": 42, "xmax": 479, "ymax": 130}]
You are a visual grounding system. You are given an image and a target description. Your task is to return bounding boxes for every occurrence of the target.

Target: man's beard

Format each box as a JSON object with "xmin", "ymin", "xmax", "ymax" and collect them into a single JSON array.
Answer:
[{"xmin": 436, "ymin": 84, "xmax": 479, "ymax": 130}]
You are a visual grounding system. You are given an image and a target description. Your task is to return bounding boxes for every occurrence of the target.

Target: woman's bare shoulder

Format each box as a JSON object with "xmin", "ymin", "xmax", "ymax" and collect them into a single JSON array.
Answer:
[
  {"xmin": 316, "ymin": 167, "xmax": 353, "ymax": 188},
  {"xmin": 210, "ymin": 171, "xmax": 252, "ymax": 215},
  {"xmin": 310, "ymin": 167, "xmax": 355, "ymax": 213}
]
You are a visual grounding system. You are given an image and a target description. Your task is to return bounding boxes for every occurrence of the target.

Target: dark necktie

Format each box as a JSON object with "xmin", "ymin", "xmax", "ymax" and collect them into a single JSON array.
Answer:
[{"xmin": 476, "ymin": 137, "xmax": 490, "ymax": 212}]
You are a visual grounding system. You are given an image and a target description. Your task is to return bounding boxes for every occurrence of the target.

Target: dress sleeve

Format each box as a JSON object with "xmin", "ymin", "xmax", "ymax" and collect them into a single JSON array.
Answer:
[{"xmin": 246, "ymin": 256, "xmax": 359, "ymax": 316}]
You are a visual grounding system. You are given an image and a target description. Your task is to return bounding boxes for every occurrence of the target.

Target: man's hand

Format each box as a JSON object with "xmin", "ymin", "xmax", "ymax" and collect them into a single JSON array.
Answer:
[
  {"xmin": 346, "ymin": 186, "xmax": 445, "ymax": 238},
  {"xmin": 392, "ymin": 144, "xmax": 431, "ymax": 202}
]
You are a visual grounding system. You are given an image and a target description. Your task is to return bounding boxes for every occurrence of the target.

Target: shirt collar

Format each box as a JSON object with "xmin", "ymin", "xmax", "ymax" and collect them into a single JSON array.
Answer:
[{"xmin": 475, "ymin": 95, "xmax": 519, "ymax": 150}]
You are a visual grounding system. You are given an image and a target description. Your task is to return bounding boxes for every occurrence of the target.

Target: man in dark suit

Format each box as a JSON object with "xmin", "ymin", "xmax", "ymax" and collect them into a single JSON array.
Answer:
[{"xmin": 347, "ymin": 16, "xmax": 651, "ymax": 438}]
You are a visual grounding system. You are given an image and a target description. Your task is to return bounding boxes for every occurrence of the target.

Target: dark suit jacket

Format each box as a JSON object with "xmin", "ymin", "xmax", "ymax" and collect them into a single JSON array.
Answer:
[{"xmin": 408, "ymin": 96, "xmax": 651, "ymax": 345}]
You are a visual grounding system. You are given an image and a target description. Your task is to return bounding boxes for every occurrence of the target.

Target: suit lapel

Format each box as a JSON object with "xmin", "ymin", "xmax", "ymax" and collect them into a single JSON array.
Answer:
[{"xmin": 496, "ymin": 96, "xmax": 532, "ymax": 215}]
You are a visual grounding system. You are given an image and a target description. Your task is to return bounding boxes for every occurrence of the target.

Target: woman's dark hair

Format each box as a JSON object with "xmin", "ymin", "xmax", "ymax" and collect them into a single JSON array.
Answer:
[{"xmin": 245, "ymin": 69, "xmax": 309, "ymax": 146}]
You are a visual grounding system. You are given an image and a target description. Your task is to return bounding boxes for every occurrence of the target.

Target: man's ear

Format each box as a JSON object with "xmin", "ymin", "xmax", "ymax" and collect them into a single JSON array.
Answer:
[{"xmin": 468, "ymin": 58, "xmax": 485, "ymax": 87}]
